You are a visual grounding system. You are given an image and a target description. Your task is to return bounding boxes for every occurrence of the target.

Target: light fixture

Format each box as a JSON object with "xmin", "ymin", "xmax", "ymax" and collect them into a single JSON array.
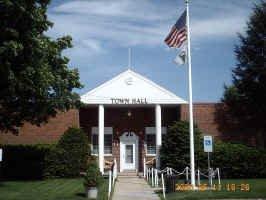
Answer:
[{"xmin": 127, "ymin": 110, "xmax": 132, "ymax": 117}]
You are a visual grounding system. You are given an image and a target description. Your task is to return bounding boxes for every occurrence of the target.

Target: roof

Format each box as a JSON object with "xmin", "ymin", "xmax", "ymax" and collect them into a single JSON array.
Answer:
[{"xmin": 81, "ymin": 69, "xmax": 187, "ymax": 105}]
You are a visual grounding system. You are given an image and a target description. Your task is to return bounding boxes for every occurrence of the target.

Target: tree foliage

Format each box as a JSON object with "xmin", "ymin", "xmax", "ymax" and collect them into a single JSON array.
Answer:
[
  {"xmin": 83, "ymin": 160, "xmax": 103, "ymax": 187},
  {"xmin": 222, "ymin": 1, "xmax": 266, "ymax": 146},
  {"xmin": 160, "ymin": 121, "xmax": 266, "ymax": 178},
  {"xmin": 57, "ymin": 127, "xmax": 90, "ymax": 170},
  {"xmin": 44, "ymin": 127, "xmax": 89, "ymax": 178},
  {"xmin": 0, "ymin": 0, "xmax": 82, "ymax": 132},
  {"xmin": 0, "ymin": 144, "xmax": 53, "ymax": 180},
  {"xmin": 211, "ymin": 141, "xmax": 266, "ymax": 178},
  {"xmin": 160, "ymin": 121, "xmax": 202, "ymax": 170}
]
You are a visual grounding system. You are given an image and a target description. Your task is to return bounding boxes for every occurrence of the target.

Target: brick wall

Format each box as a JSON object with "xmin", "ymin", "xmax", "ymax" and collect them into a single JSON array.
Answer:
[
  {"xmin": 180, "ymin": 103, "xmax": 221, "ymax": 138},
  {"xmin": 0, "ymin": 103, "xmax": 256, "ymax": 148},
  {"xmin": 180, "ymin": 103, "xmax": 257, "ymax": 146},
  {"xmin": 0, "ymin": 109, "xmax": 79, "ymax": 144}
]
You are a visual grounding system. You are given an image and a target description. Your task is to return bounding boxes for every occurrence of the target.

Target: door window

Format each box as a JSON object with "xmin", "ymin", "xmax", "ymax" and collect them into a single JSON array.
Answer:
[{"xmin": 125, "ymin": 144, "xmax": 133, "ymax": 163}]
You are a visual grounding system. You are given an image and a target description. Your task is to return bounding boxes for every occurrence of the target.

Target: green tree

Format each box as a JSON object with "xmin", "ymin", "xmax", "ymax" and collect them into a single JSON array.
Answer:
[
  {"xmin": 0, "ymin": 0, "xmax": 82, "ymax": 132},
  {"xmin": 57, "ymin": 127, "xmax": 89, "ymax": 173},
  {"xmin": 160, "ymin": 121, "xmax": 202, "ymax": 170},
  {"xmin": 222, "ymin": 1, "xmax": 266, "ymax": 147},
  {"xmin": 45, "ymin": 127, "xmax": 89, "ymax": 178}
]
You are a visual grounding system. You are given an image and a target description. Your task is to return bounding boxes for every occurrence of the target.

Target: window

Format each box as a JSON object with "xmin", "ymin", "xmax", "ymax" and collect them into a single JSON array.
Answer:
[
  {"xmin": 145, "ymin": 127, "xmax": 167, "ymax": 155},
  {"xmin": 104, "ymin": 134, "xmax": 112, "ymax": 154},
  {"xmin": 146, "ymin": 134, "xmax": 156, "ymax": 155},
  {"xmin": 91, "ymin": 127, "xmax": 113, "ymax": 155},
  {"xmin": 92, "ymin": 134, "xmax": 98, "ymax": 154}
]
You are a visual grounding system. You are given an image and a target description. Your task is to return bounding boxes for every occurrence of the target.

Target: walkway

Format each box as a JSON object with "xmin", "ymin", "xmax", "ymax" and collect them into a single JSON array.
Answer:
[{"xmin": 112, "ymin": 177, "xmax": 160, "ymax": 200}]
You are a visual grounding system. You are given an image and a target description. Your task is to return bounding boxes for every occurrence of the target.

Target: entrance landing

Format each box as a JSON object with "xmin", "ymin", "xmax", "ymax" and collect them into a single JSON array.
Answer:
[{"xmin": 112, "ymin": 177, "xmax": 160, "ymax": 200}]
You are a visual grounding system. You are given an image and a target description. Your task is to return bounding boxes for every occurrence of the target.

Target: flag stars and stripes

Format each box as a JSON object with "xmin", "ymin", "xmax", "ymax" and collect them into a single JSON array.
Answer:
[{"xmin": 165, "ymin": 10, "xmax": 187, "ymax": 48}]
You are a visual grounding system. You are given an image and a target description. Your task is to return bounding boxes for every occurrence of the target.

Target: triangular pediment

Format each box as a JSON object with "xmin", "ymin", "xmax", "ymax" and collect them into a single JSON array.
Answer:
[{"xmin": 81, "ymin": 69, "xmax": 187, "ymax": 105}]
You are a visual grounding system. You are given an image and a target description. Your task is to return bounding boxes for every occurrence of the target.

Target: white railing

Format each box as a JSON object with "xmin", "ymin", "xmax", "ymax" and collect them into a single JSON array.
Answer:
[
  {"xmin": 197, "ymin": 167, "xmax": 221, "ymax": 188},
  {"xmin": 197, "ymin": 169, "xmax": 200, "ymax": 186},
  {"xmin": 146, "ymin": 166, "xmax": 184, "ymax": 185},
  {"xmin": 112, "ymin": 159, "xmax": 117, "ymax": 185},
  {"xmin": 145, "ymin": 166, "xmax": 221, "ymax": 199},
  {"xmin": 161, "ymin": 173, "xmax": 166, "ymax": 199},
  {"xmin": 108, "ymin": 170, "xmax": 112, "ymax": 199},
  {"xmin": 146, "ymin": 166, "xmax": 221, "ymax": 187},
  {"xmin": 108, "ymin": 158, "xmax": 117, "ymax": 200},
  {"xmin": 143, "ymin": 157, "xmax": 146, "ymax": 178}
]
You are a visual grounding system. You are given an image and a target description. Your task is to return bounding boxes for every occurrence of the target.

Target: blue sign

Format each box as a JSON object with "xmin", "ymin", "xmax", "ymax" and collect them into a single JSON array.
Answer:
[{"xmin": 203, "ymin": 136, "xmax": 213, "ymax": 152}]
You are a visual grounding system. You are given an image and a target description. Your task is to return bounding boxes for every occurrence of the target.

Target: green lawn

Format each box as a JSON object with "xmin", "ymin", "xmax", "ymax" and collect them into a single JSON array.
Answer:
[
  {"xmin": 0, "ymin": 178, "xmax": 108, "ymax": 200},
  {"xmin": 159, "ymin": 179, "xmax": 266, "ymax": 200}
]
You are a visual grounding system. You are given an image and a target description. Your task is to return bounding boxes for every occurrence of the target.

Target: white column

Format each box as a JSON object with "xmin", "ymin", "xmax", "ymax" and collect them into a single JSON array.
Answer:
[
  {"xmin": 98, "ymin": 104, "xmax": 104, "ymax": 174},
  {"xmin": 155, "ymin": 104, "xmax": 162, "ymax": 169}
]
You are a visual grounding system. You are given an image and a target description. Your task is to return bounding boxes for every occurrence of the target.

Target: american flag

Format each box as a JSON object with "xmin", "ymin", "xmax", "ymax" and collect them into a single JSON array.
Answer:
[{"xmin": 165, "ymin": 10, "xmax": 187, "ymax": 48}]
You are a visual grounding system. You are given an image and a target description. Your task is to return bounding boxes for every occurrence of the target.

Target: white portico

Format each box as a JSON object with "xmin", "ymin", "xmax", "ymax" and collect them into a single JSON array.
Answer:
[{"xmin": 81, "ymin": 69, "xmax": 187, "ymax": 174}]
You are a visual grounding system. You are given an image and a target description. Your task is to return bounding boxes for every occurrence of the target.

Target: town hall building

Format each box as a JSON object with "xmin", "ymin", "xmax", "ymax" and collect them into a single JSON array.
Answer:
[
  {"xmin": 0, "ymin": 69, "xmax": 256, "ymax": 173},
  {"xmin": 80, "ymin": 69, "xmax": 187, "ymax": 173}
]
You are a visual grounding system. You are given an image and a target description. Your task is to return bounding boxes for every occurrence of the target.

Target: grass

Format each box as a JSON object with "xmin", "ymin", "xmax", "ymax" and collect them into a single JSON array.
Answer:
[
  {"xmin": 158, "ymin": 179, "xmax": 266, "ymax": 200},
  {"xmin": 0, "ymin": 178, "xmax": 109, "ymax": 200}
]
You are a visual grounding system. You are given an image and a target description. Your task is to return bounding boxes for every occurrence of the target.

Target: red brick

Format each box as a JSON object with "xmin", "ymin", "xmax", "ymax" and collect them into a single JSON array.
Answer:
[{"xmin": 0, "ymin": 109, "xmax": 79, "ymax": 144}]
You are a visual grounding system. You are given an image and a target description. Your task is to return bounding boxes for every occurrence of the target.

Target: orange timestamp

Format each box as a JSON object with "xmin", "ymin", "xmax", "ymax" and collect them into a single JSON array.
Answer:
[{"xmin": 175, "ymin": 183, "xmax": 250, "ymax": 192}]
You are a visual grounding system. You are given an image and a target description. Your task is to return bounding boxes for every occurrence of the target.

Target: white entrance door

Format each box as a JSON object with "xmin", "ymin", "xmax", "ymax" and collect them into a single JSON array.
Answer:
[
  {"xmin": 120, "ymin": 132, "xmax": 139, "ymax": 172},
  {"xmin": 123, "ymin": 143, "xmax": 135, "ymax": 170}
]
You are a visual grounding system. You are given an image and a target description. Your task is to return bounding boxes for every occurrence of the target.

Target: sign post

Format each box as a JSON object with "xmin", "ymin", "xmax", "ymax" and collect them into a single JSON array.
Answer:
[
  {"xmin": 0, "ymin": 148, "xmax": 2, "ymax": 162},
  {"xmin": 203, "ymin": 136, "xmax": 213, "ymax": 187}
]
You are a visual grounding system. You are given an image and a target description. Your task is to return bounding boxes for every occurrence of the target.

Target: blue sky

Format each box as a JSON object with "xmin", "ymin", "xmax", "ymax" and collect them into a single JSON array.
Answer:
[{"xmin": 47, "ymin": 0, "xmax": 258, "ymax": 102}]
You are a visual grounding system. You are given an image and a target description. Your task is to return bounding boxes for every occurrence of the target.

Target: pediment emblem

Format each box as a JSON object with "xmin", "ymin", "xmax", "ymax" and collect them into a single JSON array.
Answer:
[{"xmin": 125, "ymin": 77, "xmax": 133, "ymax": 85}]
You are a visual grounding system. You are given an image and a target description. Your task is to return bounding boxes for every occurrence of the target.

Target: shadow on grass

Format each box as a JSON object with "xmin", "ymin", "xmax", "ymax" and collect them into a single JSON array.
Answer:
[
  {"xmin": 0, "ymin": 182, "xmax": 6, "ymax": 187},
  {"xmin": 75, "ymin": 192, "xmax": 86, "ymax": 197}
]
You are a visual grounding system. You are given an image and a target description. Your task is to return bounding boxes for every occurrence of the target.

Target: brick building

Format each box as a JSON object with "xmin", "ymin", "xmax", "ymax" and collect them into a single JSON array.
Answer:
[{"xmin": 0, "ymin": 69, "xmax": 255, "ymax": 173}]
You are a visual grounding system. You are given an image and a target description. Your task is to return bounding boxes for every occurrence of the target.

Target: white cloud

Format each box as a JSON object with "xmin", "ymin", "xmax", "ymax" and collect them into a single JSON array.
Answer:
[
  {"xmin": 52, "ymin": 0, "xmax": 173, "ymax": 21},
  {"xmin": 53, "ymin": 1, "xmax": 129, "ymax": 16},
  {"xmin": 191, "ymin": 15, "xmax": 246, "ymax": 38},
  {"xmin": 47, "ymin": 0, "xmax": 251, "ymax": 56},
  {"xmin": 81, "ymin": 39, "xmax": 103, "ymax": 53},
  {"xmin": 47, "ymin": 13, "xmax": 168, "ymax": 47}
]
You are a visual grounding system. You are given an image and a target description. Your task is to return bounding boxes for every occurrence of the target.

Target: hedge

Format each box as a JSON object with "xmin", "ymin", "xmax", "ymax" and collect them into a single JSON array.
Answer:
[
  {"xmin": 161, "ymin": 121, "xmax": 266, "ymax": 178},
  {"xmin": 199, "ymin": 142, "xmax": 266, "ymax": 178},
  {"xmin": 0, "ymin": 144, "xmax": 53, "ymax": 180},
  {"xmin": 0, "ymin": 127, "xmax": 89, "ymax": 180}
]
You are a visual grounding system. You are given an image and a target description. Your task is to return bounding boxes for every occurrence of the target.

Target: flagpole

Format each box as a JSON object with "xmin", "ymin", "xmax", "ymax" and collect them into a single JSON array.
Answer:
[
  {"xmin": 185, "ymin": 0, "xmax": 196, "ymax": 188},
  {"xmin": 128, "ymin": 47, "xmax": 131, "ymax": 69}
]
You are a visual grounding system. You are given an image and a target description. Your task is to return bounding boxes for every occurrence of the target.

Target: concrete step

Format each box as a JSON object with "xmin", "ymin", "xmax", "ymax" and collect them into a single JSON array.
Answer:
[
  {"xmin": 118, "ymin": 175, "xmax": 139, "ymax": 178},
  {"xmin": 118, "ymin": 170, "xmax": 138, "ymax": 177},
  {"xmin": 118, "ymin": 171, "xmax": 145, "ymax": 178},
  {"xmin": 118, "ymin": 173, "xmax": 137, "ymax": 176},
  {"xmin": 138, "ymin": 172, "xmax": 144, "ymax": 177}
]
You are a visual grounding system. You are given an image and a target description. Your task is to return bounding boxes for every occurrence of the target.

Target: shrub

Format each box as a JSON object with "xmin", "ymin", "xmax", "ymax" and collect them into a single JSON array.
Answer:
[
  {"xmin": 44, "ymin": 146, "xmax": 69, "ymax": 178},
  {"xmin": 209, "ymin": 142, "xmax": 266, "ymax": 178},
  {"xmin": 161, "ymin": 121, "xmax": 266, "ymax": 178},
  {"xmin": 160, "ymin": 121, "xmax": 202, "ymax": 170},
  {"xmin": 58, "ymin": 127, "xmax": 89, "ymax": 172},
  {"xmin": 0, "ymin": 144, "xmax": 53, "ymax": 180},
  {"xmin": 83, "ymin": 160, "xmax": 103, "ymax": 187},
  {"xmin": 44, "ymin": 127, "xmax": 89, "ymax": 178}
]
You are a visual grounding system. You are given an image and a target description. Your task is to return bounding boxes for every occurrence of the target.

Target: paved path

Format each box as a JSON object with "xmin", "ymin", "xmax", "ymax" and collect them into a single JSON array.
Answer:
[{"xmin": 112, "ymin": 177, "xmax": 160, "ymax": 200}]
